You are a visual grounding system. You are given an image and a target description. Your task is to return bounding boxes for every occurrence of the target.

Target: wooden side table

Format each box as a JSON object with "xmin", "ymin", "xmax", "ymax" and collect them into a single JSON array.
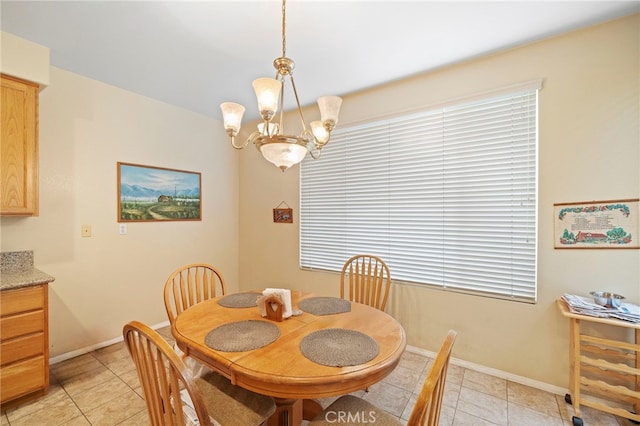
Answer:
[{"xmin": 557, "ymin": 299, "xmax": 640, "ymax": 426}]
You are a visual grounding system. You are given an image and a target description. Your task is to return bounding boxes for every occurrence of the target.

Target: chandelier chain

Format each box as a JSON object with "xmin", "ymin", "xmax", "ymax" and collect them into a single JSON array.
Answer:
[{"xmin": 281, "ymin": 0, "xmax": 287, "ymax": 58}]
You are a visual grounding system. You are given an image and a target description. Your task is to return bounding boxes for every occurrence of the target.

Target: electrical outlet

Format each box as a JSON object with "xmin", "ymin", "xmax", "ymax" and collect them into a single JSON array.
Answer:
[
  {"xmin": 81, "ymin": 224, "xmax": 92, "ymax": 237},
  {"xmin": 119, "ymin": 224, "xmax": 127, "ymax": 235}
]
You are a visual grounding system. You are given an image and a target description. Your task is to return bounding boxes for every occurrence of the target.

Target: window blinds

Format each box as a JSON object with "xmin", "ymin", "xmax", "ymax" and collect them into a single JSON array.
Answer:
[{"xmin": 300, "ymin": 83, "xmax": 539, "ymax": 302}]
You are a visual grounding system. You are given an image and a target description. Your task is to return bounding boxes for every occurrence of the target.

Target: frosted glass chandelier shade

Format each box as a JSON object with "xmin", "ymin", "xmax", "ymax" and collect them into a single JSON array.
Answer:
[
  {"xmin": 310, "ymin": 121, "xmax": 329, "ymax": 144},
  {"xmin": 220, "ymin": 102, "xmax": 245, "ymax": 136},
  {"xmin": 317, "ymin": 96, "xmax": 342, "ymax": 124},
  {"xmin": 253, "ymin": 78, "xmax": 282, "ymax": 118},
  {"xmin": 260, "ymin": 141, "xmax": 308, "ymax": 171}
]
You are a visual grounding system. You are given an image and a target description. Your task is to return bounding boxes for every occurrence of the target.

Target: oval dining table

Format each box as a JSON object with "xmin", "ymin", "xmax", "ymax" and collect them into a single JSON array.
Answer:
[{"xmin": 172, "ymin": 290, "xmax": 407, "ymax": 426}]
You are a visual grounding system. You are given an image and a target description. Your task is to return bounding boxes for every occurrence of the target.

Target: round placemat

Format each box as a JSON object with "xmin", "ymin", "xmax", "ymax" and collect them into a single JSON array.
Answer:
[
  {"xmin": 299, "ymin": 328, "xmax": 379, "ymax": 367},
  {"xmin": 218, "ymin": 292, "xmax": 261, "ymax": 308},
  {"xmin": 205, "ymin": 320, "xmax": 280, "ymax": 352},
  {"xmin": 298, "ymin": 297, "xmax": 351, "ymax": 316}
]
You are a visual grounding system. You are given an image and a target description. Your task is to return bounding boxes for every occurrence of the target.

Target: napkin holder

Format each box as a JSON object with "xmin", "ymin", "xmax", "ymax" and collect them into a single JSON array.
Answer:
[
  {"xmin": 259, "ymin": 295, "xmax": 284, "ymax": 322},
  {"xmin": 262, "ymin": 288, "xmax": 293, "ymax": 319}
]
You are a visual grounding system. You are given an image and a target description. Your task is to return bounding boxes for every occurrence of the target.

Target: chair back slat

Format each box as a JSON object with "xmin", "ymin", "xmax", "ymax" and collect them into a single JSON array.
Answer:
[
  {"xmin": 340, "ymin": 254, "xmax": 391, "ymax": 311},
  {"xmin": 179, "ymin": 273, "xmax": 189, "ymax": 315},
  {"xmin": 164, "ymin": 263, "xmax": 226, "ymax": 326},
  {"xmin": 407, "ymin": 330, "xmax": 457, "ymax": 426}
]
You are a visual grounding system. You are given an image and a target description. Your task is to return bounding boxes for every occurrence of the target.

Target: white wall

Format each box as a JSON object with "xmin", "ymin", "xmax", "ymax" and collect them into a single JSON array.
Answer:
[
  {"xmin": 0, "ymin": 31, "xmax": 50, "ymax": 87},
  {"xmin": 0, "ymin": 67, "xmax": 239, "ymax": 357},
  {"xmin": 237, "ymin": 14, "xmax": 640, "ymax": 388}
]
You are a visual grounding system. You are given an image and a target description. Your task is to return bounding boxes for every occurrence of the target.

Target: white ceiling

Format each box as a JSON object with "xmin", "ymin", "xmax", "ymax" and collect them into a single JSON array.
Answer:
[{"xmin": 2, "ymin": 1, "xmax": 638, "ymax": 122}]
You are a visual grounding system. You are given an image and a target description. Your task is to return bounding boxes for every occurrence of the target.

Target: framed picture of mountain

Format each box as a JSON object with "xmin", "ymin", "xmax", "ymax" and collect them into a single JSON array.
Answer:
[{"xmin": 117, "ymin": 162, "xmax": 201, "ymax": 222}]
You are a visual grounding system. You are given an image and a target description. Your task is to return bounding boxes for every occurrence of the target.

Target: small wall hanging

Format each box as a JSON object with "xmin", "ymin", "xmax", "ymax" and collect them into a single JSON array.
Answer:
[
  {"xmin": 553, "ymin": 198, "xmax": 639, "ymax": 249},
  {"xmin": 273, "ymin": 201, "xmax": 293, "ymax": 223}
]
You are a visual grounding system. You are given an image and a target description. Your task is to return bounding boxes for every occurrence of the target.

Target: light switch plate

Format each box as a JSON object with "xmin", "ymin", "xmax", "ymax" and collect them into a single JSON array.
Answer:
[{"xmin": 81, "ymin": 224, "xmax": 92, "ymax": 237}]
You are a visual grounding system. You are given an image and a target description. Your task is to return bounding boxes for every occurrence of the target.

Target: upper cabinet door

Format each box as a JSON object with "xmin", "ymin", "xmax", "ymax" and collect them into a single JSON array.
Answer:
[{"xmin": 1, "ymin": 74, "xmax": 39, "ymax": 216}]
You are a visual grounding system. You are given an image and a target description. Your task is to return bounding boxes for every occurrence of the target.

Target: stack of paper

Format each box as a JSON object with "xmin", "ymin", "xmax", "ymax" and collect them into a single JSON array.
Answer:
[{"xmin": 561, "ymin": 294, "xmax": 640, "ymax": 323}]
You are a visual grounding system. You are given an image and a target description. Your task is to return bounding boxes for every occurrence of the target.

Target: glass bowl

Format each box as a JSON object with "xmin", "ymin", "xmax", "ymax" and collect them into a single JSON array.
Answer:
[{"xmin": 590, "ymin": 291, "xmax": 625, "ymax": 308}]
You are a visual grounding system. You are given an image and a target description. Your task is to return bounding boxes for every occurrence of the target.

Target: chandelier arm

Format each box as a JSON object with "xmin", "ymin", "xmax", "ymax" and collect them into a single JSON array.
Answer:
[
  {"xmin": 288, "ymin": 75, "xmax": 309, "ymax": 132},
  {"xmin": 314, "ymin": 136, "xmax": 330, "ymax": 150},
  {"xmin": 301, "ymin": 128, "xmax": 328, "ymax": 156},
  {"xmin": 278, "ymin": 76, "xmax": 286, "ymax": 134},
  {"xmin": 306, "ymin": 145, "xmax": 322, "ymax": 160},
  {"xmin": 271, "ymin": 73, "xmax": 283, "ymax": 134},
  {"xmin": 230, "ymin": 136, "xmax": 250, "ymax": 150},
  {"xmin": 247, "ymin": 130, "xmax": 262, "ymax": 145},
  {"xmin": 230, "ymin": 130, "xmax": 262, "ymax": 149}
]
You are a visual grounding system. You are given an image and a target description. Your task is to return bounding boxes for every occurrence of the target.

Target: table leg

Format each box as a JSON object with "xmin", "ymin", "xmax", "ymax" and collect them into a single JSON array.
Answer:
[
  {"xmin": 569, "ymin": 318, "xmax": 581, "ymax": 417},
  {"xmin": 302, "ymin": 399, "xmax": 323, "ymax": 420},
  {"xmin": 635, "ymin": 329, "xmax": 639, "ymax": 416},
  {"xmin": 268, "ymin": 398, "xmax": 303, "ymax": 426}
]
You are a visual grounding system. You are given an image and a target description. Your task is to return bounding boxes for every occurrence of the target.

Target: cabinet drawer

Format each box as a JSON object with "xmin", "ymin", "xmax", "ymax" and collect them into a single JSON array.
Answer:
[
  {"xmin": 0, "ymin": 310, "xmax": 44, "ymax": 341},
  {"xmin": 0, "ymin": 355, "xmax": 45, "ymax": 402},
  {"xmin": 0, "ymin": 332, "xmax": 44, "ymax": 365},
  {"xmin": 0, "ymin": 285, "xmax": 44, "ymax": 316}
]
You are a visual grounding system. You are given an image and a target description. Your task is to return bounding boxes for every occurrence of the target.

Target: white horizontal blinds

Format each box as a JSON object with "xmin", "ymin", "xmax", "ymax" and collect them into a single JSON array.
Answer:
[
  {"xmin": 387, "ymin": 111, "xmax": 446, "ymax": 284},
  {"xmin": 440, "ymin": 91, "xmax": 537, "ymax": 300},
  {"xmin": 300, "ymin": 85, "xmax": 538, "ymax": 302},
  {"xmin": 300, "ymin": 117, "xmax": 399, "ymax": 269}
]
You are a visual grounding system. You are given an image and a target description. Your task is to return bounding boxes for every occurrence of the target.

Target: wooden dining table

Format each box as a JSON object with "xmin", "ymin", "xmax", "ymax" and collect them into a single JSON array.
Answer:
[{"xmin": 172, "ymin": 290, "xmax": 406, "ymax": 426}]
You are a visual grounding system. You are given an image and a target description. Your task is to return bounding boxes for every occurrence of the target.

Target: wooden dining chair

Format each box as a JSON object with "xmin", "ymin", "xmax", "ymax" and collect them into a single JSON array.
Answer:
[
  {"xmin": 164, "ymin": 263, "xmax": 226, "ymax": 327},
  {"xmin": 123, "ymin": 320, "xmax": 276, "ymax": 426},
  {"xmin": 340, "ymin": 254, "xmax": 391, "ymax": 311},
  {"xmin": 308, "ymin": 330, "xmax": 457, "ymax": 426},
  {"xmin": 163, "ymin": 263, "xmax": 226, "ymax": 378}
]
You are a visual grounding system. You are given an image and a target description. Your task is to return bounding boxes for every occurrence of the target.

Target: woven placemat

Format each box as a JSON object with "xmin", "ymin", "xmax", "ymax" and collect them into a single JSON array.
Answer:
[
  {"xmin": 300, "ymin": 328, "xmax": 379, "ymax": 367},
  {"xmin": 298, "ymin": 297, "xmax": 351, "ymax": 316},
  {"xmin": 218, "ymin": 292, "xmax": 261, "ymax": 308},
  {"xmin": 205, "ymin": 320, "xmax": 280, "ymax": 352}
]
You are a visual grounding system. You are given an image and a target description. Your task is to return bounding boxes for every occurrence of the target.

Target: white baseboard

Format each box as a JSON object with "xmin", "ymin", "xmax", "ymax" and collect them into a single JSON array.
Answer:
[
  {"xmin": 405, "ymin": 345, "xmax": 569, "ymax": 397},
  {"xmin": 49, "ymin": 320, "xmax": 170, "ymax": 365},
  {"xmin": 49, "ymin": 326, "xmax": 568, "ymax": 398}
]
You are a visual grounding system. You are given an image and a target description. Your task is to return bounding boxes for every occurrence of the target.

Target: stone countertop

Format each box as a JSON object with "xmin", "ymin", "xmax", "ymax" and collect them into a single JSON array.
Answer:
[
  {"xmin": 0, "ymin": 250, "xmax": 55, "ymax": 291},
  {"xmin": 0, "ymin": 267, "xmax": 55, "ymax": 291}
]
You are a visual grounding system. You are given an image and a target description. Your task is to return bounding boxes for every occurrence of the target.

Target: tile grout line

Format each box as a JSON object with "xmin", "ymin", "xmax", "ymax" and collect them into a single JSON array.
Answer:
[{"xmin": 57, "ymin": 374, "xmax": 92, "ymax": 426}]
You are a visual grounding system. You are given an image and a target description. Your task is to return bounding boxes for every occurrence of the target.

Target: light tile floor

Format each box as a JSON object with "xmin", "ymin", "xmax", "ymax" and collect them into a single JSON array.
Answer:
[{"xmin": 1, "ymin": 326, "xmax": 635, "ymax": 426}]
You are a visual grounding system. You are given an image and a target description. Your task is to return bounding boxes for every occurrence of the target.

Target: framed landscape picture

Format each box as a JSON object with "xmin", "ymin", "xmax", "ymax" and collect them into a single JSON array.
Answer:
[{"xmin": 117, "ymin": 162, "xmax": 201, "ymax": 222}]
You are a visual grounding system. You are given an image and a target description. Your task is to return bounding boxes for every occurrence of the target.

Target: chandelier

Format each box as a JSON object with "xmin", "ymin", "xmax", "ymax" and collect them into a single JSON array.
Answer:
[{"xmin": 220, "ymin": 0, "xmax": 342, "ymax": 172}]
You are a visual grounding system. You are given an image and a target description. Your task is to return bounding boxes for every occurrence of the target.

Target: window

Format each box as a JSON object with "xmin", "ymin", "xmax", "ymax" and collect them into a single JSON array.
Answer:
[{"xmin": 300, "ymin": 81, "xmax": 540, "ymax": 302}]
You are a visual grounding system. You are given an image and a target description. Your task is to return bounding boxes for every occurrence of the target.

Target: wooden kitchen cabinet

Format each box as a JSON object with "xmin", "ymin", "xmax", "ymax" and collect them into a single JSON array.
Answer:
[
  {"xmin": 1, "ymin": 74, "xmax": 39, "ymax": 216},
  {"xmin": 0, "ymin": 284, "xmax": 49, "ymax": 409}
]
